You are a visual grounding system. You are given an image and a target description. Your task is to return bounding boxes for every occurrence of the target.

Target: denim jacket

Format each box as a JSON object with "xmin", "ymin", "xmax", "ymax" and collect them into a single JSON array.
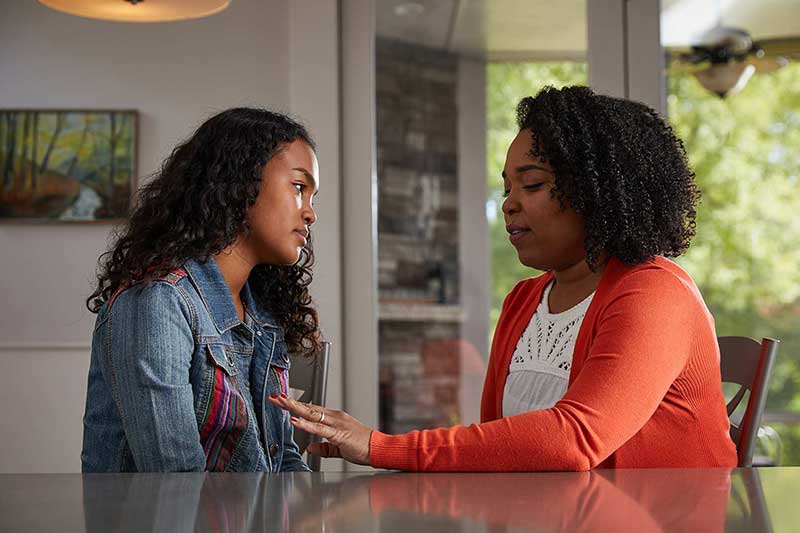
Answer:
[{"xmin": 81, "ymin": 257, "xmax": 309, "ymax": 472}]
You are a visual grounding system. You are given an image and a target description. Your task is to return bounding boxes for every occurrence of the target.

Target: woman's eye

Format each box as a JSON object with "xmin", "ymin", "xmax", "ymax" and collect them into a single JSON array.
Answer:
[
  {"xmin": 523, "ymin": 183, "xmax": 544, "ymax": 191},
  {"xmin": 502, "ymin": 190, "xmax": 510, "ymax": 198},
  {"xmin": 294, "ymin": 183, "xmax": 306, "ymax": 194}
]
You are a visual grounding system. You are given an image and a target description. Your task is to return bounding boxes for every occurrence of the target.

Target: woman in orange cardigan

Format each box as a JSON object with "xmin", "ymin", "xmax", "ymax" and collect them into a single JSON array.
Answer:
[{"xmin": 271, "ymin": 86, "xmax": 738, "ymax": 471}]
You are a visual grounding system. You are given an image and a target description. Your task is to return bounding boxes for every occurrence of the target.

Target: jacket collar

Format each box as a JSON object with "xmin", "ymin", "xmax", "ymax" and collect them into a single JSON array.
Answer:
[
  {"xmin": 241, "ymin": 279, "xmax": 280, "ymax": 329},
  {"xmin": 184, "ymin": 257, "xmax": 279, "ymax": 333}
]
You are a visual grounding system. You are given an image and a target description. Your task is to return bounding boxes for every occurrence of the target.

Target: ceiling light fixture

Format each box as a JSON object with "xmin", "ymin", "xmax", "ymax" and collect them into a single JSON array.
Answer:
[
  {"xmin": 38, "ymin": 0, "xmax": 231, "ymax": 23},
  {"xmin": 693, "ymin": 62, "xmax": 756, "ymax": 98}
]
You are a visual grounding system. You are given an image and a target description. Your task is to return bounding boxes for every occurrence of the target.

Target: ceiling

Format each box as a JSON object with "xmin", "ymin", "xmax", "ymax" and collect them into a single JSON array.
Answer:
[
  {"xmin": 376, "ymin": 0, "xmax": 800, "ymax": 60},
  {"xmin": 662, "ymin": 0, "xmax": 800, "ymax": 47}
]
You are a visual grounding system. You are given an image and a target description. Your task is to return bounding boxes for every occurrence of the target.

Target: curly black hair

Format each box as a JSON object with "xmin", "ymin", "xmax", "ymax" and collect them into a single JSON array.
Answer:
[
  {"xmin": 516, "ymin": 85, "xmax": 700, "ymax": 269},
  {"xmin": 87, "ymin": 107, "xmax": 320, "ymax": 357}
]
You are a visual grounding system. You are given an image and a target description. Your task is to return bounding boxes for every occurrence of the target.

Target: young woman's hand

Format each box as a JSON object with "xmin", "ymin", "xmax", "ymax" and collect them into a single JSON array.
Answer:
[{"xmin": 269, "ymin": 394, "xmax": 372, "ymax": 465}]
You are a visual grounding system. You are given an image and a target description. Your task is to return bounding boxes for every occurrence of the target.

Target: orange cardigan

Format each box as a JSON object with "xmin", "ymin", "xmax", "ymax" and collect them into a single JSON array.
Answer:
[{"xmin": 370, "ymin": 257, "xmax": 738, "ymax": 471}]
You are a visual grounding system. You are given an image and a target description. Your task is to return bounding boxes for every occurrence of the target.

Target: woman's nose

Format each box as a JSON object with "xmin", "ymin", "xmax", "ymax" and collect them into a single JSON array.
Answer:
[
  {"xmin": 502, "ymin": 193, "xmax": 519, "ymax": 216},
  {"xmin": 304, "ymin": 207, "xmax": 317, "ymax": 226}
]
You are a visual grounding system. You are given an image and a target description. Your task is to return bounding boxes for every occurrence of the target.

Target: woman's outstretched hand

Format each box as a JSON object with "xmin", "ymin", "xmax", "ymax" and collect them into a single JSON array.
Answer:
[{"xmin": 269, "ymin": 394, "xmax": 373, "ymax": 466}]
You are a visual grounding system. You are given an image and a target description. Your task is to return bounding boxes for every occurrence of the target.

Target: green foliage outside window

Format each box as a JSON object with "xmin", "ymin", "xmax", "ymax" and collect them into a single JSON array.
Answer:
[
  {"xmin": 486, "ymin": 62, "xmax": 588, "ymax": 333},
  {"xmin": 487, "ymin": 61, "xmax": 800, "ymax": 465}
]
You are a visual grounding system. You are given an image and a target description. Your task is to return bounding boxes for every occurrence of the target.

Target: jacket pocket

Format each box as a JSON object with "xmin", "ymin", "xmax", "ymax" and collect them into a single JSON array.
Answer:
[
  {"xmin": 199, "ymin": 344, "xmax": 249, "ymax": 471},
  {"xmin": 206, "ymin": 343, "xmax": 239, "ymax": 376}
]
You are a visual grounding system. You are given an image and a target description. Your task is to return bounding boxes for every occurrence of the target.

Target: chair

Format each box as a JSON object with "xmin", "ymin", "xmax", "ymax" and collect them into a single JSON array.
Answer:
[
  {"xmin": 729, "ymin": 467, "xmax": 774, "ymax": 532},
  {"xmin": 718, "ymin": 336, "xmax": 779, "ymax": 467},
  {"xmin": 289, "ymin": 340, "xmax": 331, "ymax": 471}
]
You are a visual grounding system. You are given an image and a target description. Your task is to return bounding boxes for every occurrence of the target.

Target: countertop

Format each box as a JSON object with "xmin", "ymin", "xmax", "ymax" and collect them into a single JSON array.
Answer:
[{"xmin": 1, "ymin": 467, "xmax": 797, "ymax": 532}]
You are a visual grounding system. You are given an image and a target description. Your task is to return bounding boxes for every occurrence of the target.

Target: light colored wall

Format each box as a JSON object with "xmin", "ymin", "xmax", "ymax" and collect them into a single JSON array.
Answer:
[{"xmin": 0, "ymin": 0, "xmax": 294, "ymax": 473}]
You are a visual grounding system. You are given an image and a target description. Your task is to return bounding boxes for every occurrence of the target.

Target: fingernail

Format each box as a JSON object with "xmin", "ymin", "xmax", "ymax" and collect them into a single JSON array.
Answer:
[
  {"xmin": 269, "ymin": 393, "xmax": 278, "ymax": 399},
  {"xmin": 290, "ymin": 416, "xmax": 299, "ymax": 423},
  {"xmin": 280, "ymin": 393, "xmax": 288, "ymax": 399}
]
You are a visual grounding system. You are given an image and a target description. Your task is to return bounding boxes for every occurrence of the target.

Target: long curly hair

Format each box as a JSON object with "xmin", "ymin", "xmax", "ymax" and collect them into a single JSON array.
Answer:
[
  {"xmin": 516, "ymin": 86, "xmax": 700, "ymax": 269},
  {"xmin": 87, "ymin": 107, "xmax": 320, "ymax": 357}
]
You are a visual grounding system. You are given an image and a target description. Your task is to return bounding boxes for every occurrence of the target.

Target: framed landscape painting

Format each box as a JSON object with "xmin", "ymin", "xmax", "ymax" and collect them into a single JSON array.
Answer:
[{"xmin": 0, "ymin": 110, "xmax": 137, "ymax": 222}]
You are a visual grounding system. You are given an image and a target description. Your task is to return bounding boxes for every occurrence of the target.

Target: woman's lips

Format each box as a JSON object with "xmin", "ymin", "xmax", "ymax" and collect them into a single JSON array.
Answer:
[
  {"xmin": 293, "ymin": 230, "xmax": 308, "ymax": 245},
  {"xmin": 508, "ymin": 229, "xmax": 531, "ymax": 246}
]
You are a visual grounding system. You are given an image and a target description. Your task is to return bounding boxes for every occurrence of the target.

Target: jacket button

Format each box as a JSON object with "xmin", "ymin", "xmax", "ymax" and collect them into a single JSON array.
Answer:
[{"xmin": 269, "ymin": 443, "xmax": 278, "ymax": 457}]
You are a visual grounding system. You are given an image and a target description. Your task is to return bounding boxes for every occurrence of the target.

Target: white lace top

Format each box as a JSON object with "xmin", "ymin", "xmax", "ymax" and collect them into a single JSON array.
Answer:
[{"xmin": 502, "ymin": 280, "xmax": 594, "ymax": 417}]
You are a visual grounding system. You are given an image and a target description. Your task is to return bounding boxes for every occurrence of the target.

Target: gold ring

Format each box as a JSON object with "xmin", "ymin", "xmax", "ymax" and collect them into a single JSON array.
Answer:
[{"xmin": 318, "ymin": 411, "xmax": 325, "ymax": 424}]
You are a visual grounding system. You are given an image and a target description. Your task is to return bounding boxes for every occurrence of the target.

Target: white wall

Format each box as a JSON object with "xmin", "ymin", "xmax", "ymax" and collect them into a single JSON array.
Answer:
[{"xmin": 0, "ymin": 0, "xmax": 297, "ymax": 473}]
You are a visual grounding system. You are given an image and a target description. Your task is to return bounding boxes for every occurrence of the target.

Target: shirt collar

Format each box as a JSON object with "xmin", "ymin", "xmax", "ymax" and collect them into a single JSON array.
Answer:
[{"xmin": 184, "ymin": 257, "xmax": 279, "ymax": 333}]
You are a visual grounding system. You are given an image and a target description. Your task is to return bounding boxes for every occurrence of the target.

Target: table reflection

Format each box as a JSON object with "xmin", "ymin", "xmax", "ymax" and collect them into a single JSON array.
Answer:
[
  {"xmin": 363, "ymin": 469, "xmax": 730, "ymax": 532},
  {"xmin": 73, "ymin": 468, "xmax": 776, "ymax": 532}
]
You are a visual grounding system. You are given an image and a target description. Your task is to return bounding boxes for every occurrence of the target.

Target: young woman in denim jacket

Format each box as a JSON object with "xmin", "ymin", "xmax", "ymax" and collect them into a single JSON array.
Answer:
[{"xmin": 82, "ymin": 108, "xmax": 320, "ymax": 472}]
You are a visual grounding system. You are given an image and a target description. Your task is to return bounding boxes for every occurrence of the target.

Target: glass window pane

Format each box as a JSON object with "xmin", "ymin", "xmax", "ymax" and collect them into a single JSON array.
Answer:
[
  {"xmin": 375, "ymin": 0, "xmax": 587, "ymax": 434},
  {"xmin": 487, "ymin": 62, "xmax": 587, "ymax": 338},
  {"xmin": 662, "ymin": 0, "xmax": 800, "ymax": 465}
]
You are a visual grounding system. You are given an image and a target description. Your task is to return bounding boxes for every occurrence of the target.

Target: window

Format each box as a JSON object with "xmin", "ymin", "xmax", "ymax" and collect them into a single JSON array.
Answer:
[
  {"xmin": 668, "ymin": 61, "xmax": 800, "ymax": 465},
  {"xmin": 486, "ymin": 62, "xmax": 587, "ymax": 336}
]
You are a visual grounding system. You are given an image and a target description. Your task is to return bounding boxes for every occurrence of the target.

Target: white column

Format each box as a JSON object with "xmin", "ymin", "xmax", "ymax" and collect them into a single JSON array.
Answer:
[
  {"xmin": 289, "ymin": 0, "xmax": 344, "ymax": 472},
  {"xmin": 457, "ymin": 57, "xmax": 489, "ymax": 426},
  {"xmin": 626, "ymin": 0, "xmax": 665, "ymax": 115},
  {"xmin": 341, "ymin": 0, "xmax": 380, "ymax": 461},
  {"xmin": 457, "ymin": 59, "xmax": 489, "ymax": 356},
  {"xmin": 587, "ymin": 0, "xmax": 627, "ymax": 98},
  {"xmin": 588, "ymin": 0, "xmax": 665, "ymax": 114}
]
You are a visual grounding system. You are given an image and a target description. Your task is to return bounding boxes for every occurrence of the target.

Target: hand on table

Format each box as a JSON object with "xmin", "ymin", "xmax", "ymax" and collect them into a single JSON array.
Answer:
[{"xmin": 269, "ymin": 394, "xmax": 373, "ymax": 466}]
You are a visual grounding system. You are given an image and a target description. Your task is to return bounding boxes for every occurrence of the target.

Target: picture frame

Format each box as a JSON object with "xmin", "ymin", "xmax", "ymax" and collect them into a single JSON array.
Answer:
[{"xmin": 0, "ymin": 109, "xmax": 138, "ymax": 223}]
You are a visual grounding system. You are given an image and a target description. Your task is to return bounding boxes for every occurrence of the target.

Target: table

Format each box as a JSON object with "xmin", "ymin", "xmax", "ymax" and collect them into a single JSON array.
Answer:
[{"xmin": 1, "ymin": 467, "xmax": 797, "ymax": 532}]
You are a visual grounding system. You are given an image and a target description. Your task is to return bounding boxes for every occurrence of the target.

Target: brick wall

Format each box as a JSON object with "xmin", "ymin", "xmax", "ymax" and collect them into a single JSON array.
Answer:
[
  {"xmin": 376, "ymin": 38, "xmax": 465, "ymax": 434},
  {"xmin": 376, "ymin": 38, "xmax": 460, "ymax": 305}
]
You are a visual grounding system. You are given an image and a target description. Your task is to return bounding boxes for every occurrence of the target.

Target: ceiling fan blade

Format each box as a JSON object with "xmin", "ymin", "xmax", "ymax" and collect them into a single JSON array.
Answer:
[
  {"xmin": 747, "ymin": 56, "xmax": 790, "ymax": 73},
  {"xmin": 756, "ymin": 37, "xmax": 800, "ymax": 59}
]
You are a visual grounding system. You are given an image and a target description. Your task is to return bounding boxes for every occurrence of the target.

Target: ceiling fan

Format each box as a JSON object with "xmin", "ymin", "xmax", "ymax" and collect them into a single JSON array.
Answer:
[{"xmin": 668, "ymin": 26, "xmax": 800, "ymax": 97}]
